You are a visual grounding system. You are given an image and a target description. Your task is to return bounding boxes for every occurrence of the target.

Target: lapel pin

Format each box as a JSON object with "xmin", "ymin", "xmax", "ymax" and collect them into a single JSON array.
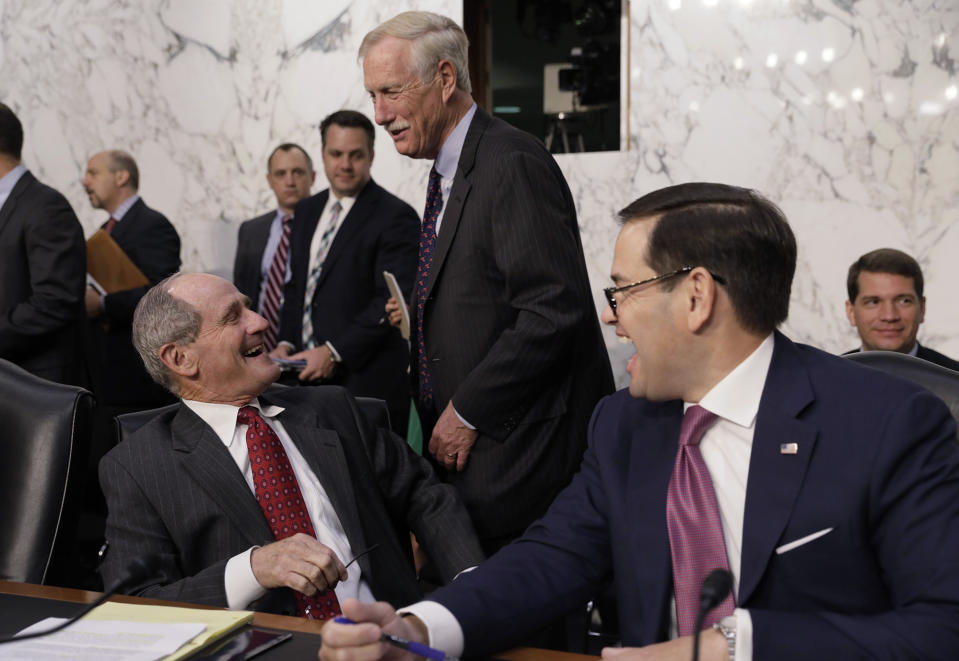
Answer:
[{"xmin": 780, "ymin": 442, "xmax": 798, "ymax": 455}]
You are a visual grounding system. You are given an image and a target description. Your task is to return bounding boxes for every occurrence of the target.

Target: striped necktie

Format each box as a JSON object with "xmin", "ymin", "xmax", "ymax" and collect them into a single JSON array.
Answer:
[
  {"xmin": 302, "ymin": 201, "xmax": 342, "ymax": 349},
  {"xmin": 260, "ymin": 214, "xmax": 292, "ymax": 350}
]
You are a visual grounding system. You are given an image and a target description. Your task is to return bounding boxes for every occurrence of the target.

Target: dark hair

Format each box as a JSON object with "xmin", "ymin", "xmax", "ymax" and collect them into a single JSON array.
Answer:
[
  {"xmin": 320, "ymin": 110, "xmax": 375, "ymax": 153},
  {"xmin": 846, "ymin": 248, "xmax": 923, "ymax": 301},
  {"xmin": 267, "ymin": 143, "xmax": 313, "ymax": 173},
  {"xmin": 107, "ymin": 150, "xmax": 140, "ymax": 190},
  {"xmin": 617, "ymin": 182, "xmax": 797, "ymax": 335},
  {"xmin": 0, "ymin": 103, "xmax": 24, "ymax": 160}
]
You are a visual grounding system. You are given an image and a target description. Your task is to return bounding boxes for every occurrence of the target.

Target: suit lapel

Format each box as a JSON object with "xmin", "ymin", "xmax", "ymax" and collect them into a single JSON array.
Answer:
[
  {"xmin": 0, "ymin": 170, "xmax": 31, "ymax": 238},
  {"xmin": 315, "ymin": 182, "xmax": 378, "ymax": 288},
  {"xmin": 171, "ymin": 405, "xmax": 274, "ymax": 547},
  {"xmin": 425, "ymin": 109, "xmax": 489, "ymax": 297},
  {"xmin": 630, "ymin": 403, "xmax": 683, "ymax": 641},
  {"xmin": 265, "ymin": 392, "xmax": 370, "ymax": 560},
  {"xmin": 738, "ymin": 334, "xmax": 817, "ymax": 604}
]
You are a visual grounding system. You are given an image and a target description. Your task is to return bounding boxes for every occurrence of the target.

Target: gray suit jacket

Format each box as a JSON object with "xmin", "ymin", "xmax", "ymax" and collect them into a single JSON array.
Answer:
[
  {"xmin": 412, "ymin": 107, "xmax": 614, "ymax": 547},
  {"xmin": 99, "ymin": 385, "xmax": 483, "ymax": 614}
]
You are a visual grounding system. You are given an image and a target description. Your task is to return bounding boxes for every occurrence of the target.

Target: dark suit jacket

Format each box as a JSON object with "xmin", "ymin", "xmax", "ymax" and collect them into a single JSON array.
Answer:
[
  {"xmin": 917, "ymin": 343, "xmax": 959, "ymax": 372},
  {"xmin": 89, "ymin": 198, "xmax": 180, "ymax": 406},
  {"xmin": 0, "ymin": 170, "xmax": 87, "ymax": 385},
  {"xmin": 233, "ymin": 210, "xmax": 276, "ymax": 312},
  {"xmin": 413, "ymin": 107, "xmax": 614, "ymax": 546},
  {"xmin": 278, "ymin": 181, "xmax": 419, "ymax": 432},
  {"xmin": 99, "ymin": 385, "xmax": 483, "ymax": 614},
  {"xmin": 432, "ymin": 333, "xmax": 959, "ymax": 658}
]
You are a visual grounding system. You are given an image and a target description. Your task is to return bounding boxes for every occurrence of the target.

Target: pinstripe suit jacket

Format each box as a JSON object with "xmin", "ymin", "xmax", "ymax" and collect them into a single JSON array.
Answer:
[
  {"xmin": 412, "ymin": 107, "xmax": 614, "ymax": 547},
  {"xmin": 99, "ymin": 385, "xmax": 483, "ymax": 614}
]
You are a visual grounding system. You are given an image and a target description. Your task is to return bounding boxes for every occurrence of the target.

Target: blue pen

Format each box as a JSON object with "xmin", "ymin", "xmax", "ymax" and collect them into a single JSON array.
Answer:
[{"xmin": 332, "ymin": 616, "xmax": 458, "ymax": 661}]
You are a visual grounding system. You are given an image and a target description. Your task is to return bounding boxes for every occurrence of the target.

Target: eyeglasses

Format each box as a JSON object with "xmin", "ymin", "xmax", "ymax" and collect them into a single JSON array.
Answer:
[{"xmin": 603, "ymin": 266, "xmax": 726, "ymax": 314}]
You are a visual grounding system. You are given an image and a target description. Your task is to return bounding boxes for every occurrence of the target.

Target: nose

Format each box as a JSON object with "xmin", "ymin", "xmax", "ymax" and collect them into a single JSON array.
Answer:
[
  {"xmin": 248, "ymin": 309, "xmax": 269, "ymax": 333},
  {"xmin": 878, "ymin": 299, "xmax": 899, "ymax": 321},
  {"xmin": 372, "ymin": 96, "xmax": 393, "ymax": 127},
  {"xmin": 600, "ymin": 303, "xmax": 616, "ymax": 325}
]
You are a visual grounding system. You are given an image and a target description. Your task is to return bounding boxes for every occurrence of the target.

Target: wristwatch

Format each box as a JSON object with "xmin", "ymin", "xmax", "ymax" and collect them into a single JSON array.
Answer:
[{"xmin": 712, "ymin": 616, "xmax": 736, "ymax": 660}]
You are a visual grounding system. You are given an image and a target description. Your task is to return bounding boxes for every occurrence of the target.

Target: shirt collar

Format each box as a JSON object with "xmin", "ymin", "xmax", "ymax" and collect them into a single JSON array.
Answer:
[
  {"xmin": 182, "ymin": 397, "xmax": 286, "ymax": 449},
  {"xmin": 113, "ymin": 193, "xmax": 140, "ymax": 221},
  {"xmin": 434, "ymin": 103, "xmax": 477, "ymax": 180},
  {"xmin": 691, "ymin": 333, "xmax": 776, "ymax": 428},
  {"xmin": 0, "ymin": 164, "xmax": 27, "ymax": 197}
]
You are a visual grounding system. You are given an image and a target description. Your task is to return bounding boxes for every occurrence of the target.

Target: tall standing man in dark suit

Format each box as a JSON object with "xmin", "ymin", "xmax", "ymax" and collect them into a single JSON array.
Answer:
[
  {"xmin": 320, "ymin": 183, "xmax": 959, "ymax": 661},
  {"xmin": 83, "ymin": 149, "xmax": 181, "ymax": 408},
  {"xmin": 362, "ymin": 11, "xmax": 614, "ymax": 554},
  {"xmin": 0, "ymin": 102, "xmax": 87, "ymax": 386},
  {"xmin": 99, "ymin": 273, "xmax": 483, "ymax": 616},
  {"xmin": 233, "ymin": 143, "xmax": 316, "ymax": 348},
  {"xmin": 845, "ymin": 248, "xmax": 959, "ymax": 371},
  {"xmin": 271, "ymin": 111, "xmax": 419, "ymax": 436}
]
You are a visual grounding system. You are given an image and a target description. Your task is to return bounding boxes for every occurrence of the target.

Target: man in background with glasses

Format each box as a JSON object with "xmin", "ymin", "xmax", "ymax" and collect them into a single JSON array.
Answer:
[{"xmin": 320, "ymin": 182, "xmax": 959, "ymax": 660}]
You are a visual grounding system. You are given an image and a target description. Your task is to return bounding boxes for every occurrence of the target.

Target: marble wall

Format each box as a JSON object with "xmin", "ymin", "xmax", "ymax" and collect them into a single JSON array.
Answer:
[{"xmin": 2, "ymin": 0, "xmax": 956, "ymax": 386}]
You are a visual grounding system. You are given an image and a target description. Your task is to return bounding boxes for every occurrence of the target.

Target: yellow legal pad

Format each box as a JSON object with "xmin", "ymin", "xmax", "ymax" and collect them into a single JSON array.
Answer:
[{"xmin": 85, "ymin": 601, "xmax": 253, "ymax": 660}]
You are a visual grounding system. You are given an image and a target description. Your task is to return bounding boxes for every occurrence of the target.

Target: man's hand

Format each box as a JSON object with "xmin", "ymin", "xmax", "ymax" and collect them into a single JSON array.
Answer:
[
  {"xmin": 318, "ymin": 599, "xmax": 425, "ymax": 661},
  {"xmin": 601, "ymin": 630, "xmax": 728, "ymax": 661},
  {"xmin": 290, "ymin": 345, "xmax": 336, "ymax": 382},
  {"xmin": 251, "ymin": 533, "xmax": 347, "ymax": 596},
  {"xmin": 428, "ymin": 402, "xmax": 478, "ymax": 472},
  {"xmin": 269, "ymin": 343, "xmax": 293, "ymax": 359},
  {"xmin": 85, "ymin": 286, "xmax": 102, "ymax": 319},
  {"xmin": 384, "ymin": 297, "xmax": 407, "ymax": 329}
]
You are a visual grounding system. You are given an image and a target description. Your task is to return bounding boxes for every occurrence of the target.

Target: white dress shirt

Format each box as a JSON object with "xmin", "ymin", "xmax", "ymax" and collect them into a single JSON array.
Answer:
[
  {"xmin": 182, "ymin": 397, "xmax": 374, "ymax": 609},
  {"xmin": 405, "ymin": 334, "xmax": 776, "ymax": 660}
]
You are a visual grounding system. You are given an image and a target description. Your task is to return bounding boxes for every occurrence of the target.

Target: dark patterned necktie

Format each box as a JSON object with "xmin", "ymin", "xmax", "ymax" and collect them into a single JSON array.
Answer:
[
  {"xmin": 237, "ymin": 406, "xmax": 341, "ymax": 619},
  {"xmin": 260, "ymin": 214, "xmax": 291, "ymax": 350},
  {"xmin": 666, "ymin": 405, "xmax": 735, "ymax": 635},
  {"xmin": 414, "ymin": 168, "xmax": 443, "ymax": 408},
  {"xmin": 103, "ymin": 216, "xmax": 118, "ymax": 234},
  {"xmin": 302, "ymin": 201, "xmax": 343, "ymax": 349}
]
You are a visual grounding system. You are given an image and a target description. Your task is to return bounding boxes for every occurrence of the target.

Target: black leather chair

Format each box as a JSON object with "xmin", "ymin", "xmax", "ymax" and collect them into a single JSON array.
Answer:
[
  {"xmin": 0, "ymin": 358, "xmax": 94, "ymax": 584},
  {"xmin": 844, "ymin": 350, "xmax": 959, "ymax": 441}
]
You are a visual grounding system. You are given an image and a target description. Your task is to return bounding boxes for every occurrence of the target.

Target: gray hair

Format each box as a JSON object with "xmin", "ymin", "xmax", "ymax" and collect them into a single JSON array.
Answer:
[
  {"xmin": 106, "ymin": 150, "xmax": 139, "ymax": 190},
  {"xmin": 359, "ymin": 11, "xmax": 472, "ymax": 93},
  {"xmin": 132, "ymin": 273, "xmax": 201, "ymax": 395}
]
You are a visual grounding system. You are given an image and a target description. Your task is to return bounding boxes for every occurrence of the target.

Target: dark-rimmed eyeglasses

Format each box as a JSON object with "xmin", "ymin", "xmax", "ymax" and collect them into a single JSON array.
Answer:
[{"xmin": 603, "ymin": 266, "xmax": 726, "ymax": 314}]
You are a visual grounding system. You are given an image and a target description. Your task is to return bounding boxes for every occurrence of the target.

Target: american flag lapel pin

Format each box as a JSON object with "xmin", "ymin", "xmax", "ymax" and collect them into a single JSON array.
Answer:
[{"xmin": 780, "ymin": 442, "xmax": 799, "ymax": 455}]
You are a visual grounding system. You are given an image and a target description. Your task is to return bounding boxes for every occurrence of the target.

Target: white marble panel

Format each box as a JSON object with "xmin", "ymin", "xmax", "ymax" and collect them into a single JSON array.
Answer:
[{"xmin": 0, "ymin": 0, "xmax": 955, "ymax": 389}]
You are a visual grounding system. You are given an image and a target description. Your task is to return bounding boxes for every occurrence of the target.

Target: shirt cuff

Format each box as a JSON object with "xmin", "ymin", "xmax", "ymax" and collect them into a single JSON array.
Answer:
[
  {"xmin": 452, "ymin": 405, "xmax": 476, "ymax": 430},
  {"xmin": 734, "ymin": 608, "xmax": 753, "ymax": 661},
  {"xmin": 398, "ymin": 600, "xmax": 465, "ymax": 659},
  {"xmin": 224, "ymin": 547, "xmax": 267, "ymax": 610},
  {"xmin": 277, "ymin": 340, "xmax": 296, "ymax": 352},
  {"xmin": 325, "ymin": 341, "xmax": 342, "ymax": 363}
]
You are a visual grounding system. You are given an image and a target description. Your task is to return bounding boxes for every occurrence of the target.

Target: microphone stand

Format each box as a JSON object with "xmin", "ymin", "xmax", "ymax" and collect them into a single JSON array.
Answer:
[{"xmin": 692, "ymin": 568, "xmax": 732, "ymax": 661}]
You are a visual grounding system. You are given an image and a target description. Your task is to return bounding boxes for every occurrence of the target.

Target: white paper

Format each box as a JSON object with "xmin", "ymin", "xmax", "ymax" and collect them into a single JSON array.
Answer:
[
  {"xmin": 86, "ymin": 273, "xmax": 106, "ymax": 295},
  {"xmin": 0, "ymin": 618, "xmax": 206, "ymax": 661},
  {"xmin": 383, "ymin": 270, "xmax": 411, "ymax": 341}
]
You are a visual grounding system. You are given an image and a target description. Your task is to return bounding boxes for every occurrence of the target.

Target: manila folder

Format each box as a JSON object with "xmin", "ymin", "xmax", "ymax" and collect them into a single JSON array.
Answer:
[{"xmin": 87, "ymin": 229, "xmax": 150, "ymax": 293}]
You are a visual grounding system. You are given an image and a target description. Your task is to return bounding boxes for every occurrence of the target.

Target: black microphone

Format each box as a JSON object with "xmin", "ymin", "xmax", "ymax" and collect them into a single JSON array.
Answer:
[
  {"xmin": 0, "ymin": 555, "xmax": 157, "ymax": 645},
  {"xmin": 691, "ymin": 568, "xmax": 732, "ymax": 661}
]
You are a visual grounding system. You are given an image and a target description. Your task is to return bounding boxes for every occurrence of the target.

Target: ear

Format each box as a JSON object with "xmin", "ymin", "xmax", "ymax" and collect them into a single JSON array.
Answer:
[
  {"xmin": 114, "ymin": 169, "xmax": 130, "ymax": 188},
  {"xmin": 918, "ymin": 296, "xmax": 926, "ymax": 324},
  {"xmin": 437, "ymin": 60, "xmax": 458, "ymax": 103},
  {"xmin": 684, "ymin": 268, "xmax": 718, "ymax": 333},
  {"xmin": 158, "ymin": 342, "xmax": 198, "ymax": 379},
  {"xmin": 369, "ymin": 149, "xmax": 375, "ymax": 166},
  {"xmin": 845, "ymin": 300, "xmax": 857, "ymax": 327},
  {"xmin": 309, "ymin": 169, "xmax": 317, "ymax": 186}
]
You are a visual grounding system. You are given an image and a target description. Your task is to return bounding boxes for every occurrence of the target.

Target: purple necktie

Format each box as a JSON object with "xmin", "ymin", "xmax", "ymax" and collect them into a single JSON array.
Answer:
[
  {"xmin": 260, "ymin": 214, "xmax": 291, "ymax": 350},
  {"xmin": 666, "ymin": 405, "xmax": 735, "ymax": 636},
  {"xmin": 414, "ymin": 168, "xmax": 442, "ymax": 408}
]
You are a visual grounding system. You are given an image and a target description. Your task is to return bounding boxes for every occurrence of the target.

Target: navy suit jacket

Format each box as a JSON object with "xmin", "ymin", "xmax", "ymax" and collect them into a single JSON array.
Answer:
[
  {"xmin": 233, "ymin": 210, "xmax": 275, "ymax": 312},
  {"xmin": 0, "ymin": 170, "xmax": 86, "ymax": 385},
  {"xmin": 431, "ymin": 333, "xmax": 959, "ymax": 659},
  {"xmin": 99, "ymin": 385, "xmax": 484, "ymax": 614},
  {"xmin": 89, "ymin": 197, "xmax": 180, "ymax": 406},
  {"xmin": 278, "ymin": 180, "xmax": 418, "ymax": 430}
]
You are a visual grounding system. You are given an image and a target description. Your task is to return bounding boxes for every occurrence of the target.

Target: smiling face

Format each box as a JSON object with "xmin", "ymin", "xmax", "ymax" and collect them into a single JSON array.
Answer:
[
  {"xmin": 322, "ymin": 124, "xmax": 373, "ymax": 198},
  {"xmin": 601, "ymin": 220, "xmax": 685, "ymax": 401},
  {"xmin": 362, "ymin": 36, "xmax": 448, "ymax": 160},
  {"xmin": 266, "ymin": 147, "xmax": 315, "ymax": 213},
  {"xmin": 846, "ymin": 271, "xmax": 926, "ymax": 353},
  {"xmin": 166, "ymin": 274, "xmax": 280, "ymax": 405}
]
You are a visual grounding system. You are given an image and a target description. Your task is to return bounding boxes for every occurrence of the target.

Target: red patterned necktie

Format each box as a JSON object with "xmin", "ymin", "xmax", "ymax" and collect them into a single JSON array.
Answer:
[
  {"xmin": 237, "ymin": 406, "xmax": 341, "ymax": 619},
  {"xmin": 103, "ymin": 217, "xmax": 118, "ymax": 234},
  {"xmin": 414, "ymin": 168, "xmax": 443, "ymax": 408},
  {"xmin": 260, "ymin": 214, "xmax": 292, "ymax": 350},
  {"xmin": 666, "ymin": 405, "xmax": 735, "ymax": 635}
]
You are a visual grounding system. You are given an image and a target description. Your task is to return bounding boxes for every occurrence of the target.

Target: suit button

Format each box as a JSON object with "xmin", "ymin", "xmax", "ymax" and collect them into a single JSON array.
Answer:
[{"xmin": 431, "ymin": 358, "xmax": 440, "ymax": 362}]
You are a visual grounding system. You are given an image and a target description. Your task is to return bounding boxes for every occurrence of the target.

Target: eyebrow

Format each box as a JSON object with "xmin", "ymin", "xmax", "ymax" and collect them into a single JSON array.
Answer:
[{"xmin": 217, "ymin": 298, "xmax": 247, "ymax": 326}]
